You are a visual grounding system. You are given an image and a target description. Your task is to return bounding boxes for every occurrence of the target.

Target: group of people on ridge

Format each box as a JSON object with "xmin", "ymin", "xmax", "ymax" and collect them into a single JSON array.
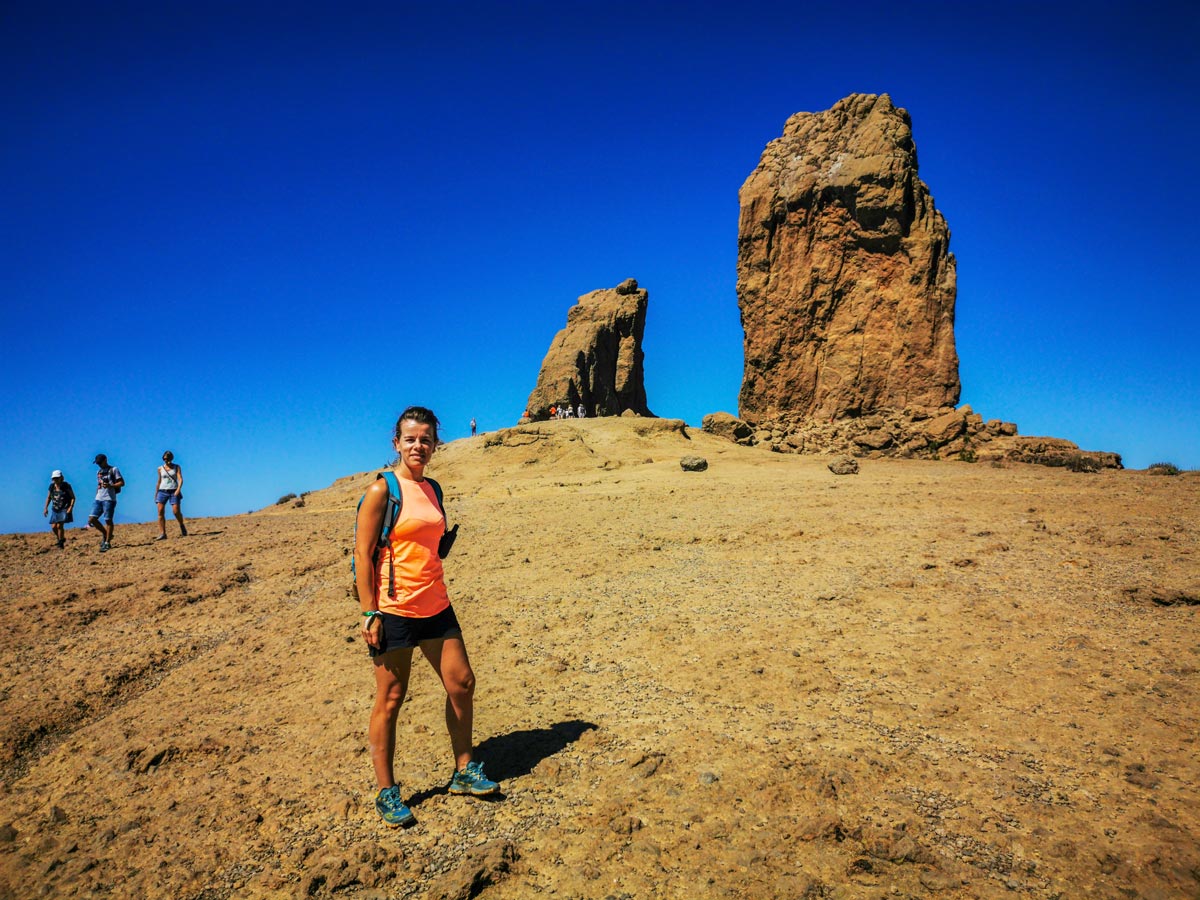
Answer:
[
  {"xmin": 549, "ymin": 403, "xmax": 586, "ymax": 419},
  {"xmin": 43, "ymin": 451, "xmax": 187, "ymax": 551}
]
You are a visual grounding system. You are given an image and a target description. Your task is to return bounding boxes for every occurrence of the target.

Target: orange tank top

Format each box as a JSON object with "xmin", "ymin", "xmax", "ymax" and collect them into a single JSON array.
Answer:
[{"xmin": 375, "ymin": 476, "xmax": 450, "ymax": 618}]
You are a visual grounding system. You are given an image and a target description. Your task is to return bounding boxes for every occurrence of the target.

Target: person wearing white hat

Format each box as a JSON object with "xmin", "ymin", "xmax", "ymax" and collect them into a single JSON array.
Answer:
[{"xmin": 43, "ymin": 470, "xmax": 76, "ymax": 549}]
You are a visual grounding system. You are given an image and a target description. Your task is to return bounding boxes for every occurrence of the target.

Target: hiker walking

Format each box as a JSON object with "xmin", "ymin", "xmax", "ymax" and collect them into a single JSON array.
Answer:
[
  {"xmin": 154, "ymin": 450, "xmax": 187, "ymax": 540},
  {"xmin": 88, "ymin": 454, "xmax": 124, "ymax": 552},
  {"xmin": 354, "ymin": 405, "xmax": 500, "ymax": 828},
  {"xmin": 43, "ymin": 470, "xmax": 75, "ymax": 548},
  {"xmin": 470, "ymin": 417, "xmax": 477, "ymax": 437}
]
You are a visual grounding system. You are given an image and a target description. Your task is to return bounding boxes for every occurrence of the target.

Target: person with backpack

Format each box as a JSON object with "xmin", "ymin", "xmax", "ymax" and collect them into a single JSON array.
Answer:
[
  {"xmin": 43, "ymin": 470, "xmax": 75, "ymax": 548},
  {"xmin": 88, "ymin": 453, "xmax": 124, "ymax": 552},
  {"xmin": 354, "ymin": 405, "xmax": 499, "ymax": 828},
  {"xmin": 154, "ymin": 450, "xmax": 188, "ymax": 540}
]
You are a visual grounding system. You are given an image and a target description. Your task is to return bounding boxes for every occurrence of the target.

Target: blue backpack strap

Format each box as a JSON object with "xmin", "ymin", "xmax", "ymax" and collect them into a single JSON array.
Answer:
[
  {"xmin": 377, "ymin": 471, "xmax": 404, "ymax": 598},
  {"xmin": 378, "ymin": 471, "xmax": 403, "ymax": 540},
  {"xmin": 351, "ymin": 471, "xmax": 404, "ymax": 586}
]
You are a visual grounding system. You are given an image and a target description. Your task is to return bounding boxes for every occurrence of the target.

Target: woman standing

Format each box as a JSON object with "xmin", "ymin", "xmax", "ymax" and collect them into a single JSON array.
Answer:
[
  {"xmin": 154, "ymin": 451, "xmax": 187, "ymax": 540},
  {"xmin": 43, "ymin": 470, "xmax": 75, "ymax": 548},
  {"xmin": 354, "ymin": 406, "xmax": 499, "ymax": 828}
]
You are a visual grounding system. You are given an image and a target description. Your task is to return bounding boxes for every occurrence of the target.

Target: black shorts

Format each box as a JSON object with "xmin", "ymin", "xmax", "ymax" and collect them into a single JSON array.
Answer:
[{"xmin": 370, "ymin": 605, "xmax": 463, "ymax": 657}]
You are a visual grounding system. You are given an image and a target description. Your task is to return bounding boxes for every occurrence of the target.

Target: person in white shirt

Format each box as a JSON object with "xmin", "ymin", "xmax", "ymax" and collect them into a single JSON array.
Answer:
[{"xmin": 154, "ymin": 450, "xmax": 188, "ymax": 540}]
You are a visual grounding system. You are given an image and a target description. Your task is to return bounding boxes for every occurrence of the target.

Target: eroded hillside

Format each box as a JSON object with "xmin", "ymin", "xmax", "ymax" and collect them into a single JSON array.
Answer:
[{"xmin": 1, "ymin": 418, "xmax": 1197, "ymax": 899}]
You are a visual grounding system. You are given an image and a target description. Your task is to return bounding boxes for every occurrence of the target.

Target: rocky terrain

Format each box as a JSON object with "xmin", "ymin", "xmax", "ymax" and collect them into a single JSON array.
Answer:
[
  {"xmin": 525, "ymin": 279, "xmax": 652, "ymax": 420},
  {"xmin": 2, "ymin": 417, "xmax": 1196, "ymax": 899},
  {"xmin": 703, "ymin": 407, "xmax": 1123, "ymax": 469}
]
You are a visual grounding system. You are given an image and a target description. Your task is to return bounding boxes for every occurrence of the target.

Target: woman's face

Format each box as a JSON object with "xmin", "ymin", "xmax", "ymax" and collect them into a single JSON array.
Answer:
[{"xmin": 394, "ymin": 420, "xmax": 436, "ymax": 471}]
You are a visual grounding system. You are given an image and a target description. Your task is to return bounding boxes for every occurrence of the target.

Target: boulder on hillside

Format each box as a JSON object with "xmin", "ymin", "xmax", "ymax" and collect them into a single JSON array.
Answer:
[
  {"xmin": 737, "ymin": 93, "xmax": 960, "ymax": 421},
  {"xmin": 829, "ymin": 457, "xmax": 860, "ymax": 475},
  {"xmin": 923, "ymin": 408, "xmax": 968, "ymax": 445},
  {"xmin": 702, "ymin": 411, "xmax": 753, "ymax": 443},
  {"xmin": 526, "ymin": 279, "xmax": 653, "ymax": 419}
]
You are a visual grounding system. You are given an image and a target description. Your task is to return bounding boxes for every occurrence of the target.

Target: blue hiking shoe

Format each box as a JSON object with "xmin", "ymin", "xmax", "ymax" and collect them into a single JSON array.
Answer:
[
  {"xmin": 449, "ymin": 760, "xmax": 500, "ymax": 796},
  {"xmin": 375, "ymin": 785, "xmax": 416, "ymax": 827}
]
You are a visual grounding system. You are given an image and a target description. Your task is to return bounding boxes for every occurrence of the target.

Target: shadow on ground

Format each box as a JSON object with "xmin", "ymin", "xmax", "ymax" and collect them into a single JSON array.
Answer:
[
  {"xmin": 477, "ymin": 719, "xmax": 598, "ymax": 781},
  {"xmin": 405, "ymin": 720, "xmax": 597, "ymax": 808},
  {"xmin": 118, "ymin": 530, "xmax": 226, "ymax": 547}
]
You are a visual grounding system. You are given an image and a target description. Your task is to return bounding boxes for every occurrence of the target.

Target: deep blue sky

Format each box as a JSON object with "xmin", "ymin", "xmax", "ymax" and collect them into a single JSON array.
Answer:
[{"xmin": 3, "ymin": 1, "xmax": 1197, "ymax": 535}]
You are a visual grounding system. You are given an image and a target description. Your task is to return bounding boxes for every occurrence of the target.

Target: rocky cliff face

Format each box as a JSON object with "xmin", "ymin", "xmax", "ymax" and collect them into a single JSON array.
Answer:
[
  {"xmin": 737, "ymin": 93, "xmax": 960, "ymax": 421},
  {"xmin": 725, "ymin": 93, "xmax": 1120, "ymax": 469},
  {"xmin": 525, "ymin": 278, "xmax": 653, "ymax": 419}
]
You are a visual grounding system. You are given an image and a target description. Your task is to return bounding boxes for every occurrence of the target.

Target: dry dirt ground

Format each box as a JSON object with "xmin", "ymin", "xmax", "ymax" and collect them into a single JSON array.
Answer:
[{"xmin": 1, "ymin": 417, "xmax": 1198, "ymax": 900}]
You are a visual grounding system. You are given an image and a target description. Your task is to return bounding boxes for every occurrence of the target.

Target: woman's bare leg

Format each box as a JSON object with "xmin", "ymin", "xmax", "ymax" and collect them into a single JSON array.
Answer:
[
  {"xmin": 370, "ymin": 648, "xmax": 413, "ymax": 787},
  {"xmin": 420, "ymin": 637, "xmax": 475, "ymax": 770}
]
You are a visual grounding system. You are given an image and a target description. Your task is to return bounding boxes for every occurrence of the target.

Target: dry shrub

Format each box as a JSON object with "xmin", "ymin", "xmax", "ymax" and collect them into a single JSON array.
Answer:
[
  {"xmin": 1065, "ymin": 454, "xmax": 1102, "ymax": 473},
  {"xmin": 1147, "ymin": 462, "xmax": 1181, "ymax": 476}
]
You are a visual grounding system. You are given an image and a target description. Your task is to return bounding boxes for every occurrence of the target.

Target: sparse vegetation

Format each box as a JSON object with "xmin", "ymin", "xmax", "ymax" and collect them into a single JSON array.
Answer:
[
  {"xmin": 276, "ymin": 493, "xmax": 297, "ymax": 505},
  {"xmin": 1147, "ymin": 462, "xmax": 1181, "ymax": 476},
  {"xmin": 1065, "ymin": 454, "xmax": 1102, "ymax": 473},
  {"xmin": 957, "ymin": 447, "xmax": 977, "ymax": 463}
]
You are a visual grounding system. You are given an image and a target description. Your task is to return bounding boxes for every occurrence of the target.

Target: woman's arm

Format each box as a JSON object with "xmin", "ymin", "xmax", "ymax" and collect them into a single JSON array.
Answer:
[
  {"xmin": 354, "ymin": 479, "xmax": 389, "ymax": 647},
  {"xmin": 174, "ymin": 465, "xmax": 183, "ymax": 493}
]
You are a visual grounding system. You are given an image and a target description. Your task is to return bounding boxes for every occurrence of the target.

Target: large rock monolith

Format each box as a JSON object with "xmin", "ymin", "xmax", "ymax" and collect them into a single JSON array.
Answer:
[
  {"xmin": 737, "ymin": 93, "xmax": 960, "ymax": 422},
  {"xmin": 526, "ymin": 278, "xmax": 653, "ymax": 419}
]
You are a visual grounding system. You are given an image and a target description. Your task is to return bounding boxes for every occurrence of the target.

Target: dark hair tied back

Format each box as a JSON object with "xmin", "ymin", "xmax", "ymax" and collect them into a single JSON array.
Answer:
[{"xmin": 395, "ymin": 406, "xmax": 440, "ymax": 444}]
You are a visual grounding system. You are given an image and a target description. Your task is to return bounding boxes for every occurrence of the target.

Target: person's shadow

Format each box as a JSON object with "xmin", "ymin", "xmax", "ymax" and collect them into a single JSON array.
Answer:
[
  {"xmin": 407, "ymin": 719, "xmax": 597, "ymax": 806},
  {"xmin": 125, "ymin": 529, "xmax": 225, "ymax": 547}
]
